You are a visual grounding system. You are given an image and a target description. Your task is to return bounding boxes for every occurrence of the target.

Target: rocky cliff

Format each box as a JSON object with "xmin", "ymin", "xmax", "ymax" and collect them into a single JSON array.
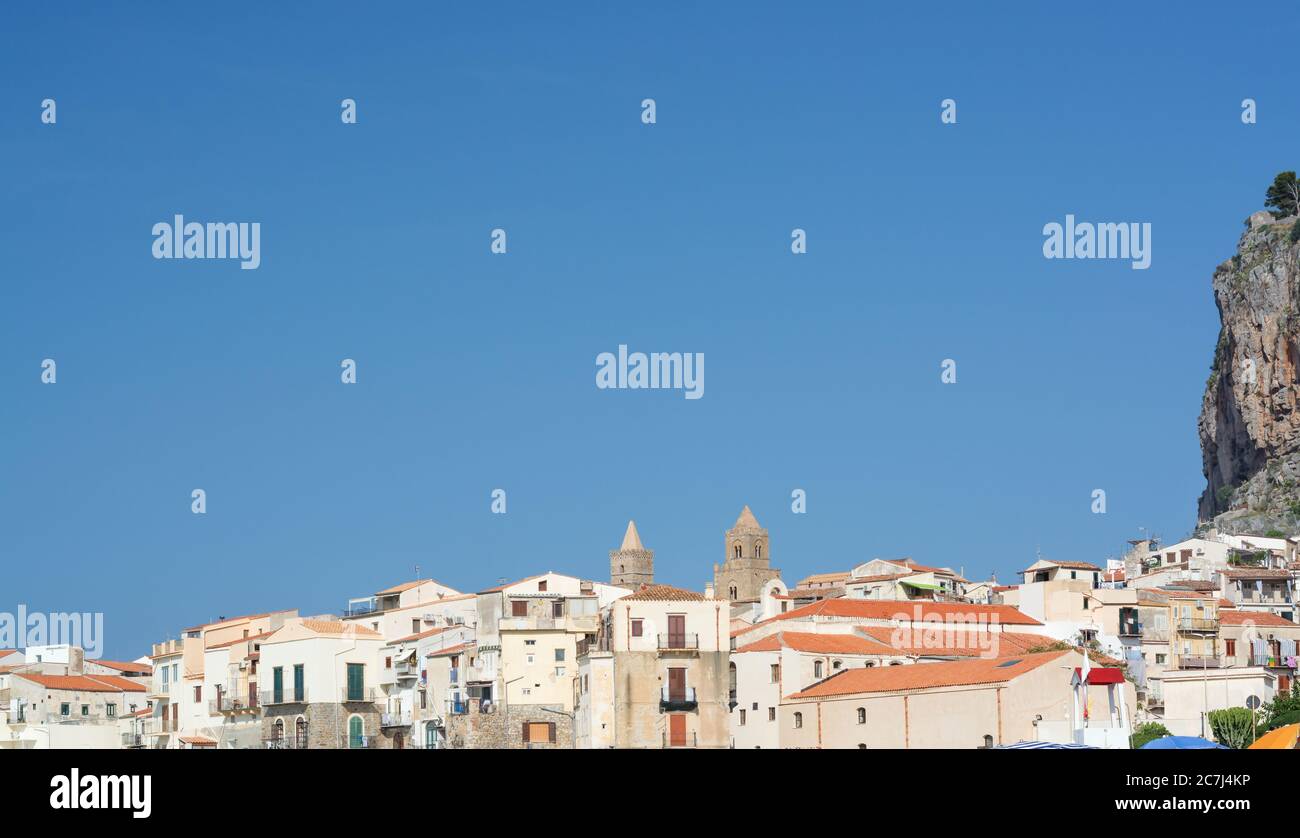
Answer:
[{"xmin": 1198, "ymin": 210, "xmax": 1300, "ymax": 532}]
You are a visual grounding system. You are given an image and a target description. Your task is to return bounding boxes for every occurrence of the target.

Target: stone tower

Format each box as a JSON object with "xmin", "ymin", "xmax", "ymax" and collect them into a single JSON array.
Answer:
[
  {"xmin": 610, "ymin": 520, "xmax": 654, "ymax": 589},
  {"xmin": 713, "ymin": 505, "xmax": 781, "ymax": 602}
]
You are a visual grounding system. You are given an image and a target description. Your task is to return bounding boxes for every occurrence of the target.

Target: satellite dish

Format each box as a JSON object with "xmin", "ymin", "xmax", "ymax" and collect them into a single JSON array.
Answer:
[{"xmin": 1246, "ymin": 695, "xmax": 1261, "ymax": 710}]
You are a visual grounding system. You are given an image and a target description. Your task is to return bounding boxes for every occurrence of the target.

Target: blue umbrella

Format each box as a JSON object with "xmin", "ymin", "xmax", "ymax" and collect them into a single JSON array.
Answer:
[{"xmin": 1140, "ymin": 736, "xmax": 1227, "ymax": 749}]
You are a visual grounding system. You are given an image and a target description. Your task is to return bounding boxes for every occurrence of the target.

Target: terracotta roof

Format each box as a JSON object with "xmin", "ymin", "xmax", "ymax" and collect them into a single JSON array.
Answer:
[
  {"xmin": 733, "ymin": 598, "xmax": 1041, "ymax": 637},
  {"xmin": 788, "ymin": 650, "xmax": 1072, "ymax": 699},
  {"xmin": 205, "ymin": 631, "xmax": 274, "ymax": 650},
  {"xmin": 1220, "ymin": 568, "xmax": 1294, "ymax": 579},
  {"xmin": 1024, "ymin": 560, "xmax": 1103, "ymax": 572},
  {"xmin": 856, "ymin": 626, "xmax": 1054, "ymax": 657},
  {"xmin": 426, "ymin": 643, "xmax": 471, "ymax": 658},
  {"xmin": 786, "ymin": 586, "xmax": 845, "ymax": 600},
  {"xmin": 479, "ymin": 574, "xmax": 548, "ymax": 594},
  {"xmin": 297, "ymin": 619, "xmax": 382, "ymax": 638},
  {"xmin": 88, "ymin": 659, "xmax": 154, "ymax": 675},
  {"xmin": 389, "ymin": 626, "xmax": 457, "ymax": 645},
  {"xmin": 736, "ymin": 631, "xmax": 899, "ymax": 656},
  {"xmin": 622, "ymin": 584, "xmax": 707, "ymax": 602},
  {"xmin": 375, "ymin": 578, "xmax": 449, "ymax": 596},
  {"xmin": 1160, "ymin": 589, "xmax": 1218, "ymax": 599},
  {"xmin": 795, "ymin": 572, "xmax": 852, "ymax": 588},
  {"xmin": 1219, "ymin": 611, "xmax": 1299, "ymax": 628},
  {"xmin": 183, "ymin": 609, "xmax": 296, "ymax": 633},
  {"xmin": 12, "ymin": 673, "xmax": 147, "ymax": 693},
  {"xmin": 846, "ymin": 573, "xmax": 912, "ymax": 584},
  {"xmin": 178, "ymin": 735, "xmax": 218, "ymax": 746}
]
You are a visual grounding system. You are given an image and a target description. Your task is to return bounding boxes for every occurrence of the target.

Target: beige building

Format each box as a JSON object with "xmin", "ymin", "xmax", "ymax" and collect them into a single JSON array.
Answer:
[
  {"xmin": 713, "ymin": 506, "xmax": 781, "ymax": 603},
  {"xmin": 2, "ymin": 671, "xmax": 149, "ymax": 749},
  {"xmin": 780, "ymin": 649, "xmax": 1134, "ymax": 748},
  {"xmin": 576, "ymin": 584, "xmax": 730, "ymax": 748},
  {"xmin": 258, "ymin": 618, "xmax": 387, "ymax": 749},
  {"xmin": 342, "ymin": 578, "xmax": 476, "ymax": 641}
]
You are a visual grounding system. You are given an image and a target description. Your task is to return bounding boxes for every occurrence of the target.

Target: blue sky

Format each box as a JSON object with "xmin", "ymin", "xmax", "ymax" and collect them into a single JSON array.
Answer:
[{"xmin": 3, "ymin": 3, "xmax": 1297, "ymax": 659}]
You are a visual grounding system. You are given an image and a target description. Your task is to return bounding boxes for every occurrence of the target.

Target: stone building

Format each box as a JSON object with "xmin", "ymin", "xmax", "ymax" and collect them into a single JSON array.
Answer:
[
  {"xmin": 610, "ymin": 520, "xmax": 654, "ymax": 589},
  {"xmin": 713, "ymin": 506, "xmax": 781, "ymax": 603}
]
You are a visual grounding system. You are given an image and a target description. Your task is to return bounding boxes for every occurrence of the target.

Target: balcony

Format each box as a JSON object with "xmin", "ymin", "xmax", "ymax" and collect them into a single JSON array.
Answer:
[
  {"xmin": 260, "ymin": 688, "xmax": 308, "ymax": 706},
  {"xmin": 1250, "ymin": 655, "xmax": 1296, "ymax": 669},
  {"xmin": 143, "ymin": 718, "xmax": 177, "ymax": 736},
  {"xmin": 210, "ymin": 690, "xmax": 258, "ymax": 714},
  {"xmin": 1177, "ymin": 617, "xmax": 1219, "ymax": 633},
  {"xmin": 445, "ymin": 698, "xmax": 467, "ymax": 716},
  {"xmin": 657, "ymin": 633, "xmax": 700, "ymax": 654},
  {"xmin": 1118, "ymin": 622, "xmax": 1143, "ymax": 637},
  {"xmin": 662, "ymin": 730, "xmax": 698, "ymax": 749},
  {"xmin": 343, "ymin": 597, "xmax": 378, "ymax": 618},
  {"xmin": 122, "ymin": 732, "xmax": 144, "ymax": 748},
  {"xmin": 1177, "ymin": 656, "xmax": 1221, "ymax": 669},
  {"xmin": 340, "ymin": 687, "xmax": 377, "ymax": 704},
  {"xmin": 448, "ymin": 667, "xmax": 459, "ymax": 685},
  {"xmin": 263, "ymin": 735, "xmax": 302, "ymax": 750},
  {"xmin": 659, "ymin": 685, "xmax": 698, "ymax": 712},
  {"xmin": 395, "ymin": 660, "xmax": 419, "ymax": 679},
  {"xmin": 380, "ymin": 711, "xmax": 412, "ymax": 728}
]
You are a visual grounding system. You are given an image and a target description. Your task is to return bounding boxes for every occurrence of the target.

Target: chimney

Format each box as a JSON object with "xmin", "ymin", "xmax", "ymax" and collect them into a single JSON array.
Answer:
[{"xmin": 704, "ymin": 582, "xmax": 715, "ymax": 599}]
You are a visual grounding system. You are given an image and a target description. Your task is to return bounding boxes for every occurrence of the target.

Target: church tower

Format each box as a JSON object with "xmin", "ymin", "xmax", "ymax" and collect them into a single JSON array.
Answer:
[
  {"xmin": 713, "ymin": 505, "xmax": 781, "ymax": 602},
  {"xmin": 610, "ymin": 520, "xmax": 654, "ymax": 589}
]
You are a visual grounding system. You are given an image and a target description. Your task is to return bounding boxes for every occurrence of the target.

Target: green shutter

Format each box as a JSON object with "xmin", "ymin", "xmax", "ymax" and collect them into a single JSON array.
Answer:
[
  {"xmin": 349, "ymin": 715, "xmax": 364, "ymax": 748},
  {"xmin": 347, "ymin": 663, "xmax": 364, "ymax": 701},
  {"xmin": 293, "ymin": 664, "xmax": 304, "ymax": 701},
  {"xmin": 272, "ymin": 667, "xmax": 283, "ymax": 703}
]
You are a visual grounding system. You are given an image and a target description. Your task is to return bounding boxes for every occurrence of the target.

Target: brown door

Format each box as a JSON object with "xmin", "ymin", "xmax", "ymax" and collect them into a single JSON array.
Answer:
[
  {"xmin": 667, "ymin": 668, "xmax": 686, "ymax": 701},
  {"xmin": 667, "ymin": 614, "xmax": 685, "ymax": 649},
  {"xmin": 394, "ymin": 732, "xmax": 404, "ymax": 750},
  {"xmin": 669, "ymin": 714, "xmax": 686, "ymax": 747}
]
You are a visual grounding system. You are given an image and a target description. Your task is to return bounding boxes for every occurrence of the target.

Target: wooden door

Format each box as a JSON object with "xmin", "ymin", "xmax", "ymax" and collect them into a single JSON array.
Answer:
[
  {"xmin": 669, "ymin": 713, "xmax": 686, "ymax": 747},
  {"xmin": 667, "ymin": 614, "xmax": 685, "ymax": 649}
]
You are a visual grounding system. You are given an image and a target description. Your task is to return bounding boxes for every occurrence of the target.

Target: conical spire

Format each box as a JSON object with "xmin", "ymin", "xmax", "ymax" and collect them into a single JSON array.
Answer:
[
  {"xmin": 733, "ymin": 505, "xmax": 762, "ymax": 530},
  {"xmin": 620, "ymin": 520, "xmax": 644, "ymax": 551}
]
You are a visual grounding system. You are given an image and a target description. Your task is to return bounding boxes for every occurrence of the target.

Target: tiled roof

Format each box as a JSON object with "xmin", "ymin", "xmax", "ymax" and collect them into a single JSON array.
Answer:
[
  {"xmin": 794, "ymin": 572, "xmax": 852, "ymax": 588},
  {"xmin": 846, "ymin": 573, "xmax": 912, "ymax": 584},
  {"xmin": 389, "ymin": 626, "xmax": 457, "ymax": 645},
  {"xmin": 736, "ymin": 631, "xmax": 899, "ymax": 656},
  {"xmin": 298, "ymin": 620, "xmax": 382, "ymax": 638},
  {"xmin": 479, "ymin": 574, "xmax": 548, "ymax": 594},
  {"xmin": 732, "ymin": 598, "xmax": 1041, "ymax": 637},
  {"xmin": 376, "ymin": 578, "xmax": 448, "ymax": 595},
  {"xmin": 1024, "ymin": 560, "xmax": 1102, "ymax": 572},
  {"xmin": 1220, "ymin": 568, "xmax": 1294, "ymax": 579},
  {"xmin": 622, "ymin": 584, "xmax": 706, "ymax": 602},
  {"xmin": 183, "ymin": 609, "xmax": 296, "ymax": 633},
  {"xmin": 88, "ymin": 659, "xmax": 154, "ymax": 675},
  {"xmin": 788, "ymin": 650, "xmax": 1072, "ymax": 699},
  {"xmin": 178, "ymin": 735, "xmax": 218, "ymax": 746},
  {"xmin": 856, "ymin": 626, "xmax": 1054, "ymax": 657},
  {"xmin": 13, "ymin": 673, "xmax": 147, "ymax": 693},
  {"xmin": 1219, "ymin": 611, "xmax": 1299, "ymax": 628},
  {"xmin": 1159, "ymin": 589, "xmax": 1219, "ymax": 599},
  {"xmin": 205, "ymin": 631, "xmax": 274, "ymax": 650},
  {"xmin": 426, "ymin": 643, "xmax": 471, "ymax": 658}
]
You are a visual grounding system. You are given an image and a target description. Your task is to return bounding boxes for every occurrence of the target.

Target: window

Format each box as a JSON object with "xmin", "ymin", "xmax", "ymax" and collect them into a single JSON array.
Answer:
[
  {"xmin": 734, "ymin": 543, "xmax": 742, "ymax": 558},
  {"xmin": 631, "ymin": 619, "xmax": 643, "ymax": 637},
  {"xmin": 525, "ymin": 639, "xmax": 536, "ymax": 646},
  {"xmin": 793, "ymin": 712, "xmax": 803, "ymax": 729},
  {"xmin": 526, "ymin": 654, "xmax": 535, "ymax": 665},
  {"xmin": 1082, "ymin": 596, "xmax": 1089, "ymax": 610},
  {"xmin": 295, "ymin": 717, "xmax": 308, "ymax": 749},
  {"xmin": 412, "ymin": 619, "xmax": 420, "ymax": 633},
  {"xmin": 106, "ymin": 703, "xmax": 117, "ymax": 718},
  {"xmin": 814, "ymin": 660, "xmax": 823, "ymax": 679},
  {"xmin": 1156, "ymin": 654, "xmax": 1166, "ymax": 665},
  {"xmin": 346, "ymin": 663, "xmax": 364, "ymax": 702},
  {"xmin": 857, "ymin": 707, "xmax": 866, "ymax": 724},
  {"xmin": 385, "ymin": 657, "xmax": 392, "ymax": 668},
  {"xmin": 768, "ymin": 707, "xmax": 775, "ymax": 721},
  {"xmin": 524, "ymin": 721, "xmax": 557, "ymax": 744},
  {"xmin": 1071, "ymin": 571, "xmax": 1077, "ymax": 580},
  {"xmin": 833, "ymin": 660, "xmax": 842, "ymax": 670},
  {"xmin": 511, "ymin": 600, "xmax": 528, "ymax": 617},
  {"xmin": 538, "ymin": 580, "xmax": 548, "ymax": 592},
  {"xmin": 756, "ymin": 542, "xmax": 763, "ymax": 559},
  {"xmin": 194, "ymin": 686, "xmax": 202, "ymax": 702},
  {"xmin": 552, "ymin": 600, "xmax": 564, "ymax": 618},
  {"xmin": 293, "ymin": 664, "xmax": 305, "ymax": 702},
  {"xmin": 1225, "ymin": 639, "xmax": 1236, "ymax": 657},
  {"xmin": 770, "ymin": 664, "xmax": 780, "ymax": 683},
  {"xmin": 60, "ymin": 703, "xmax": 70, "ymax": 717},
  {"xmin": 554, "ymin": 648, "xmax": 565, "ymax": 662},
  {"xmin": 81, "ymin": 704, "xmax": 90, "ymax": 717},
  {"xmin": 273, "ymin": 666, "xmax": 284, "ymax": 703},
  {"xmin": 273, "ymin": 719, "xmax": 285, "ymax": 742},
  {"xmin": 348, "ymin": 715, "xmax": 364, "ymax": 748},
  {"xmin": 739, "ymin": 709, "xmax": 746, "ymax": 726}
]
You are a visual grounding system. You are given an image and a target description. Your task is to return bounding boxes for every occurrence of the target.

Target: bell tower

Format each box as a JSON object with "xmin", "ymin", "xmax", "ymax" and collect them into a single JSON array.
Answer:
[
  {"xmin": 713, "ymin": 505, "xmax": 781, "ymax": 601},
  {"xmin": 610, "ymin": 520, "xmax": 654, "ymax": 589}
]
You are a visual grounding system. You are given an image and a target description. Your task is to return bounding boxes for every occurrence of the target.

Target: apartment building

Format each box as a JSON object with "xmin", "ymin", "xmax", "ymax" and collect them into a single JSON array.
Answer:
[
  {"xmin": 1218, "ymin": 568, "xmax": 1297, "ymax": 623},
  {"xmin": 2, "ymin": 671, "xmax": 148, "ymax": 749},
  {"xmin": 342, "ymin": 577, "xmax": 476, "ymax": 640},
  {"xmin": 576, "ymin": 584, "xmax": 730, "ymax": 749},
  {"xmin": 377, "ymin": 624, "xmax": 473, "ymax": 748},
  {"xmin": 779, "ymin": 649, "xmax": 1133, "ymax": 748},
  {"xmin": 1219, "ymin": 610, "xmax": 1300, "ymax": 694},
  {"xmin": 257, "ymin": 619, "xmax": 386, "ymax": 749}
]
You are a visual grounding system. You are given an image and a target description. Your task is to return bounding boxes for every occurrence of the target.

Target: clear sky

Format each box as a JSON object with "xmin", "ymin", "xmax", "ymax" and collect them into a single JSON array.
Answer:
[{"xmin": 3, "ymin": 3, "xmax": 1297, "ymax": 659}]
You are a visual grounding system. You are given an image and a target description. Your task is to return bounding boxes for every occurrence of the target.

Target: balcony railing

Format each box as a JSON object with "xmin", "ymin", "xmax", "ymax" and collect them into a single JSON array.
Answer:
[
  {"xmin": 260, "ymin": 688, "xmax": 308, "ymax": 706},
  {"xmin": 381, "ymin": 711, "xmax": 413, "ymax": 728},
  {"xmin": 340, "ymin": 687, "xmax": 377, "ymax": 703},
  {"xmin": 343, "ymin": 598, "xmax": 378, "ymax": 617},
  {"xmin": 121, "ymin": 732, "xmax": 144, "ymax": 748},
  {"xmin": 1250, "ymin": 655, "xmax": 1296, "ymax": 669},
  {"xmin": 659, "ymin": 685, "xmax": 698, "ymax": 711},
  {"xmin": 1118, "ymin": 623, "xmax": 1143, "ymax": 637},
  {"xmin": 657, "ymin": 633, "xmax": 699, "ymax": 652},
  {"xmin": 1177, "ymin": 617, "xmax": 1219, "ymax": 632},
  {"xmin": 263, "ymin": 735, "xmax": 302, "ymax": 750},
  {"xmin": 662, "ymin": 730, "xmax": 698, "ymax": 749},
  {"xmin": 144, "ymin": 718, "xmax": 178, "ymax": 735},
  {"xmin": 210, "ymin": 690, "xmax": 258, "ymax": 714},
  {"xmin": 445, "ymin": 699, "xmax": 467, "ymax": 716}
]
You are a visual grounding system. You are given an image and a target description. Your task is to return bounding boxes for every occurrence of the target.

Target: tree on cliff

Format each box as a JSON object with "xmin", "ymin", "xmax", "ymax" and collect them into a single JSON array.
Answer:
[{"xmin": 1265, "ymin": 171, "xmax": 1300, "ymax": 219}]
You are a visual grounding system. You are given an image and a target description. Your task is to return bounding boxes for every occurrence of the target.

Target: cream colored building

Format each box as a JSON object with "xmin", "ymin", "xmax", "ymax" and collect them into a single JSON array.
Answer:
[
  {"xmin": 2, "ymin": 671, "xmax": 148, "ymax": 749},
  {"xmin": 576, "ymin": 584, "xmax": 730, "ymax": 749}
]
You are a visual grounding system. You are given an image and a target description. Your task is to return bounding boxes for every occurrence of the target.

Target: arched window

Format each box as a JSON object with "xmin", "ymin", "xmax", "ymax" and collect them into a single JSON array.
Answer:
[
  {"xmin": 273, "ymin": 718, "xmax": 285, "ymax": 744},
  {"xmin": 348, "ymin": 715, "xmax": 364, "ymax": 749},
  {"xmin": 425, "ymin": 722, "xmax": 437, "ymax": 749},
  {"xmin": 983, "ymin": 734, "xmax": 994, "ymax": 749},
  {"xmin": 295, "ymin": 716, "xmax": 307, "ymax": 749},
  {"xmin": 857, "ymin": 707, "xmax": 866, "ymax": 725},
  {"xmin": 857, "ymin": 743, "xmax": 867, "ymax": 749},
  {"xmin": 814, "ymin": 661, "xmax": 823, "ymax": 679},
  {"xmin": 733, "ymin": 543, "xmax": 742, "ymax": 559},
  {"xmin": 729, "ymin": 586, "xmax": 737, "ymax": 600},
  {"xmin": 832, "ymin": 660, "xmax": 842, "ymax": 670},
  {"xmin": 793, "ymin": 712, "xmax": 803, "ymax": 729},
  {"xmin": 728, "ymin": 662, "xmax": 737, "ymax": 703},
  {"xmin": 755, "ymin": 542, "xmax": 763, "ymax": 559},
  {"xmin": 865, "ymin": 661, "xmax": 875, "ymax": 668}
]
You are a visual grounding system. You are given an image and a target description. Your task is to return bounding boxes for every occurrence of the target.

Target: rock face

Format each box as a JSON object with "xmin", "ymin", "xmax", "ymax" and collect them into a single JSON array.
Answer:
[{"xmin": 1197, "ymin": 212, "xmax": 1300, "ymax": 531}]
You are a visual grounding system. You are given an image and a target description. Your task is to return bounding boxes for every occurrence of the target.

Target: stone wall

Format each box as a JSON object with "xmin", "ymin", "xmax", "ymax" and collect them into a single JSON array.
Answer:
[
  {"xmin": 261, "ymin": 702, "xmax": 385, "ymax": 749},
  {"xmin": 444, "ymin": 698, "xmax": 573, "ymax": 749}
]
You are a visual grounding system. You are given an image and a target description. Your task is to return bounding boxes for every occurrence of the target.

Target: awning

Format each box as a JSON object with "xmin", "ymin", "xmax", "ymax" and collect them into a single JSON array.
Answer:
[
  {"xmin": 1074, "ymin": 667, "xmax": 1125, "ymax": 685},
  {"xmin": 901, "ymin": 580, "xmax": 942, "ymax": 591}
]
